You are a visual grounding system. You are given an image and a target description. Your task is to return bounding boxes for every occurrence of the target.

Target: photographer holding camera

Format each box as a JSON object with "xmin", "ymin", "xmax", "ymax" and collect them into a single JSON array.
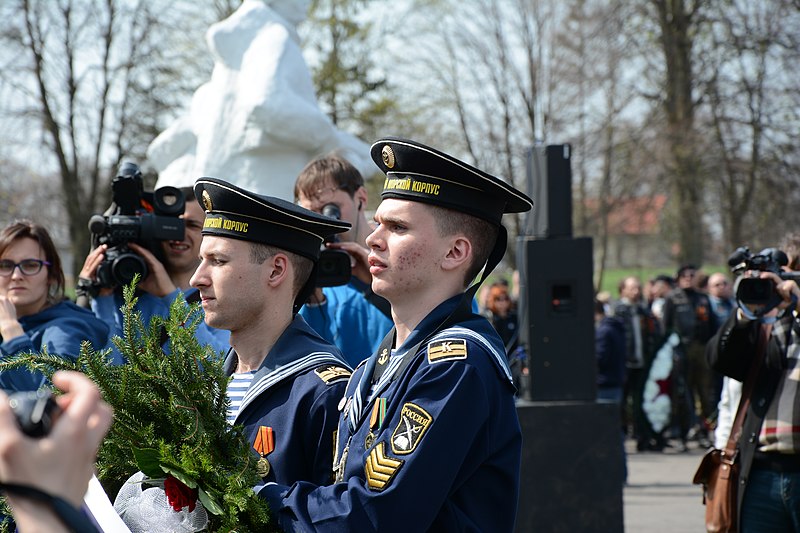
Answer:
[
  {"xmin": 294, "ymin": 154, "xmax": 392, "ymax": 367},
  {"xmin": 0, "ymin": 371, "xmax": 112, "ymax": 533},
  {"xmin": 707, "ymin": 236, "xmax": 800, "ymax": 532},
  {"xmin": 78, "ymin": 164, "xmax": 230, "ymax": 359}
]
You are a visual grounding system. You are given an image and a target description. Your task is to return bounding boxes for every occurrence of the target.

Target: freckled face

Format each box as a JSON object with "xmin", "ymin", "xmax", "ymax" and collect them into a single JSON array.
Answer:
[{"xmin": 366, "ymin": 199, "xmax": 449, "ymax": 306}]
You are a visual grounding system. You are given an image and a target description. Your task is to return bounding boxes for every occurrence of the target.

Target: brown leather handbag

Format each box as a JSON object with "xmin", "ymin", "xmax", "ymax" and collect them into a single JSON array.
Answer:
[
  {"xmin": 693, "ymin": 446, "xmax": 739, "ymax": 532},
  {"xmin": 693, "ymin": 322, "xmax": 770, "ymax": 533}
]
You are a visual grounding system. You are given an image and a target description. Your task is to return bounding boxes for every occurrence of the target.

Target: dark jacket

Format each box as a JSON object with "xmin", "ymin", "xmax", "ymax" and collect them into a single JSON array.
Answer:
[
  {"xmin": 611, "ymin": 300, "xmax": 662, "ymax": 369},
  {"xmin": 706, "ymin": 311, "xmax": 788, "ymax": 523},
  {"xmin": 484, "ymin": 310, "xmax": 521, "ymax": 354},
  {"xmin": 261, "ymin": 294, "xmax": 522, "ymax": 533},
  {"xmin": 224, "ymin": 315, "xmax": 351, "ymax": 488},
  {"xmin": 595, "ymin": 315, "xmax": 626, "ymax": 389},
  {"xmin": 663, "ymin": 287, "xmax": 713, "ymax": 347}
]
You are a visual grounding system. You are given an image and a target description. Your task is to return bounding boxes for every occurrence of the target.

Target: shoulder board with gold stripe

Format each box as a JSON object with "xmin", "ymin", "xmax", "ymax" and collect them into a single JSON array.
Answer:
[
  {"xmin": 314, "ymin": 365, "xmax": 352, "ymax": 385},
  {"xmin": 427, "ymin": 339, "xmax": 468, "ymax": 363}
]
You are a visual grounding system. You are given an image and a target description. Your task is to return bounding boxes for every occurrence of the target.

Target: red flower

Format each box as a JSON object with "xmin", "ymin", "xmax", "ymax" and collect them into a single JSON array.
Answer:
[{"xmin": 164, "ymin": 474, "xmax": 199, "ymax": 512}]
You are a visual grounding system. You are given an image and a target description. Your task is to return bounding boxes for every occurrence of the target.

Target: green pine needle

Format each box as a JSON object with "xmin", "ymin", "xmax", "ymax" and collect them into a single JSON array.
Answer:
[{"xmin": 0, "ymin": 280, "xmax": 277, "ymax": 532}]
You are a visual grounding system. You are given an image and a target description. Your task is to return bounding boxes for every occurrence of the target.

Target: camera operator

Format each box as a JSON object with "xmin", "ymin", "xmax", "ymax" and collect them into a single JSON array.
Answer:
[
  {"xmin": 707, "ymin": 236, "xmax": 800, "ymax": 532},
  {"xmin": 294, "ymin": 154, "xmax": 392, "ymax": 367},
  {"xmin": 79, "ymin": 184, "xmax": 230, "ymax": 359}
]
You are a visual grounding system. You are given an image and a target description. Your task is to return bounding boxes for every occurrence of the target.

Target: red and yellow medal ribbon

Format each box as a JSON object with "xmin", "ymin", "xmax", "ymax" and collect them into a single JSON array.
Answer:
[{"xmin": 253, "ymin": 426, "xmax": 275, "ymax": 456}]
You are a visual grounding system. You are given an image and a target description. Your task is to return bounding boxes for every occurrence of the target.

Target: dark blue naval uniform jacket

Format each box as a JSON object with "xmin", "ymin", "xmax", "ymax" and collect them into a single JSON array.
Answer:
[
  {"xmin": 259, "ymin": 295, "xmax": 523, "ymax": 532},
  {"xmin": 226, "ymin": 315, "xmax": 351, "ymax": 488}
]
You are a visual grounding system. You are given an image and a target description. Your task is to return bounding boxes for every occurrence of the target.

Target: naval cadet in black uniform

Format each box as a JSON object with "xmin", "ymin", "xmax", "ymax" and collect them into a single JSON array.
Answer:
[
  {"xmin": 189, "ymin": 178, "xmax": 353, "ymax": 488},
  {"xmin": 257, "ymin": 137, "xmax": 533, "ymax": 532}
]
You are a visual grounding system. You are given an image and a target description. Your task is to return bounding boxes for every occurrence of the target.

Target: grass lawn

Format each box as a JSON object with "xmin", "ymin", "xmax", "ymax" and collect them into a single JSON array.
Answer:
[{"xmin": 595, "ymin": 265, "xmax": 728, "ymax": 296}]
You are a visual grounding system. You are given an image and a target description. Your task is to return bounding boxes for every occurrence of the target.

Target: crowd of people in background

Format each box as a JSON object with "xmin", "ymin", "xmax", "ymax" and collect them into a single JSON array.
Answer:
[
  {"xmin": 592, "ymin": 266, "xmax": 738, "ymax": 457},
  {"xmin": 473, "ymin": 263, "xmax": 741, "ymax": 461}
]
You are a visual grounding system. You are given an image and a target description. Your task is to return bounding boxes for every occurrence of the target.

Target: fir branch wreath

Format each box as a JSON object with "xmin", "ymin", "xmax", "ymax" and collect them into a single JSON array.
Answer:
[{"xmin": 0, "ymin": 282, "xmax": 278, "ymax": 532}]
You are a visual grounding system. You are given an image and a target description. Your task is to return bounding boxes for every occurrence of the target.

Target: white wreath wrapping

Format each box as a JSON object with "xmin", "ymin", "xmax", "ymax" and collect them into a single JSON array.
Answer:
[
  {"xmin": 641, "ymin": 333, "xmax": 679, "ymax": 433},
  {"xmin": 113, "ymin": 471, "xmax": 209, "ymax": 533}
]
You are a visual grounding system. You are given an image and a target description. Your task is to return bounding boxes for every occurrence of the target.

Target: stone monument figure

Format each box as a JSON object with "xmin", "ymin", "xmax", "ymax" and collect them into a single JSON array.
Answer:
[{"xmin": 147, "ymin": 0, "xmax": 372, "ymax": 199}]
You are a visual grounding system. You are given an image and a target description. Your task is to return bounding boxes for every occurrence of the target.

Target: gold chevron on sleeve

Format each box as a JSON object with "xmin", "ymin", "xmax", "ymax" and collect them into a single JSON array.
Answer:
[
  {"xmin": 315, "ymin": 365, "xmax": 352, "ymax": 385},
  {"xmin": 365, "ymin": 441, "xmax": 404, "ymax": 491}
]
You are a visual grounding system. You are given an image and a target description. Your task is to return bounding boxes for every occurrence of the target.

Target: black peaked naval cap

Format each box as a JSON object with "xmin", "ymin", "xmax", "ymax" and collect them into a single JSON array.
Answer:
[
  {"xmin": 371, "ymin": 137, "xmax": 533, "ymax": 224},
  {"xmin": 194, "ymin": 177, "xmax": 351, "ymax": 261}
]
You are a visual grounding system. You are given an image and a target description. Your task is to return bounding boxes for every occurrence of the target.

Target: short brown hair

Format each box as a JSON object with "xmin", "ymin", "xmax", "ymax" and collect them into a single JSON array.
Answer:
[
  {"xmin": 249, "ymin": 243, "xmax": 314, "ymax": 297},
  {"xmin": 0, "ymin": 220, "xmax": 65, "ymax": 303},
  {"xmin": 294, "ymin": 154, "xmax": 364, "ymax": 201},
  {"xmin": 428, "ymin": 206, "xmax": 500, "ymax": 287}
]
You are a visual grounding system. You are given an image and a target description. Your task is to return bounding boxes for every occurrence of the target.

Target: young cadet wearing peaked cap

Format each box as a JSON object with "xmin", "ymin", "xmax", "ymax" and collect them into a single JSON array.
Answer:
[
  {"xmin": 189, "ymin": 177, "xmax": 354, "ymax": 489},
  {"xmin": 258, "ymin": 137, "xmax": 533, "ymax": 532}
]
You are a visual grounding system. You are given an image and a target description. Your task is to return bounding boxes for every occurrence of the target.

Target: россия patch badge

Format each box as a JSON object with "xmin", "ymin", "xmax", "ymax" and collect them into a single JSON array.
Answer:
[{"xmin": 391, "ymin": 402, "xmax": 433, "ymax": 455}]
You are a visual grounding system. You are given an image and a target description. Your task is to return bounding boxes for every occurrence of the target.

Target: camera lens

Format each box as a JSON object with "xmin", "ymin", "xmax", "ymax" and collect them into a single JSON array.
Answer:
[
  {"xmin": 112, "ymin": 253, "xmax": 148, "ymax": 285},
  {"xmin": 737, "ymin": 278, "xmax": 775, "ymax": 305}
]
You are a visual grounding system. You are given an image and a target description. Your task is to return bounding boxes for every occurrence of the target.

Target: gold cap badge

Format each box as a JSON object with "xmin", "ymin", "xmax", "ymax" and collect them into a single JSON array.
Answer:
[
  {"xmin": 381, "ymin": 145, "xmax": 396, "ymax": 169},
  {"xmin": 202, "ymin": 190, "xmax": 213, "ymax": 212}
]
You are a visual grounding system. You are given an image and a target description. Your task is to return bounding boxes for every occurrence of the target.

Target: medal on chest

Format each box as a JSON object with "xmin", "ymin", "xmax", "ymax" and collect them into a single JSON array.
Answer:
[
  {"xmin": 364, "ymin": 397, "xmax": 387, "ymax": 449},
  {"xmin": 253, "ymin": 426, "xmax": 275, "ymax": 478}
]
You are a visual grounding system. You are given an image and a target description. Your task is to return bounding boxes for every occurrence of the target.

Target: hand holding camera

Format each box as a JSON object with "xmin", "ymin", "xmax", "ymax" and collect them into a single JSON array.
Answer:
[
  {"xmin": 729, "ymin": 246, "xmax": 800, "ymax": 319},
  {"xmin": 8, "ymin": 389, "xmax": 61, "ymax": 438},
  {"xmin": 326, "ymin": 240, "xmax": 371, "ymax": 286},
  {"xmin": 83, "ymin": 162, "xmax": 186, "ymax": 294},
  {"xmin": 0, "ymin": 372, "xmax": 112, "ymax": 513},
  {"xmin": 316, "ymin": 203, "xmax": 353, "ymax": 287}
]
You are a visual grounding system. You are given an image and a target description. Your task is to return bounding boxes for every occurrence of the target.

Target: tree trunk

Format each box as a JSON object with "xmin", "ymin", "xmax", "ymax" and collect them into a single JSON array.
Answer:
[{"xmin": 654, "ymin": 0, "xmax": 704, "ymax": 265}]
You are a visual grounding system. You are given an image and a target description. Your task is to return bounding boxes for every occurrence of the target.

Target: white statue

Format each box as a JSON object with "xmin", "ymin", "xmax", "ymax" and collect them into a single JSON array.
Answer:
[{"xmin": 147, "ymin": 0, "xmax": 373, "ymax": 199}]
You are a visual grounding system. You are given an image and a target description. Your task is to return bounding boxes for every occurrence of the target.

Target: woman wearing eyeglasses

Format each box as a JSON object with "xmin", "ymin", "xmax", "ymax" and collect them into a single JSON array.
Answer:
[{"xmin": 0, "ymin": 220, "xmax": 110, "ymax": 391}]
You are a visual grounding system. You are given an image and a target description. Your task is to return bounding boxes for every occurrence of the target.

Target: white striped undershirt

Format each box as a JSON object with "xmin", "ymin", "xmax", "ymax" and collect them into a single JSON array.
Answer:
[{"xmin": 227, "ymin": 371, "xmax": 256, "ymax": 425}]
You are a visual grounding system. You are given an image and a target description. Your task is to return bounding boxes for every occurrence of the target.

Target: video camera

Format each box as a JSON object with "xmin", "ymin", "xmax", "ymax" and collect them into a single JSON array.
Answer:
[
  {"xmin": 728, "ymin": 246, "xmax": 800, "ymax": 309},
  {"xmin": 316, "ymin": 203, "xmax": 351, "ymax": 287},
  {"xmin": 88, "ymin": 162, "xmax": 185, "ymax": 288}
]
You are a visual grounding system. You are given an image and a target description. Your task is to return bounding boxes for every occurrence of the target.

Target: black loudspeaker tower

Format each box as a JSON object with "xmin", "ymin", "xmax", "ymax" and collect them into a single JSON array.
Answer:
[
  {"xmin": 525, "ymin": 144, "xmax": 572, "ymax": 239},
  {"xmin": 517, "ymin": 237, "xmax": 596, "ymax": 401},
  {"xmin": 515, "ymin": 401, "xmax": 624, "ymax": 533},
  {"xmin": 514, "ymin": 145, "xmax": 622, "ymax": 532}
]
